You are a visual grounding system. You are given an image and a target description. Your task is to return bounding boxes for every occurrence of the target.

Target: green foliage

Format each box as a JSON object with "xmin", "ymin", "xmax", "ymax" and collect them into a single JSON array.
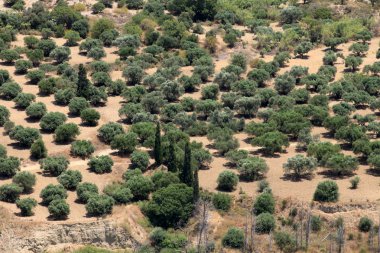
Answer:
[
  {"xmin": 40, "ymin": 155, "xmax": 69, "ymax": 176},
  {"xmin": 86, "ymin": 194, "xmax": 115, "ymax": 216},
  {"xmin": 26, "ymin": 102, "xmax": 47, "ymax": 119},
  {"xmin": 71, "ymin": 140, "xmax": 95, "ymax": 158},
  {"xmin": 307, "ymin": 142, "xmax": 341, "ymax": 166},
  {"xmin": 58, "ymin": 170, "xmax": 83, "ymax": 190},
  {"xmin": 0, "ymin": 49, "xmax": 20, "ymax": 63},
  {"xmin": 88, "ymin": 155, "xmax": 113, "ymax": 174},
  {"xmin": 103, "ymin": 182, "xmax": 132, "ymax": 204},
  {"xmin": 350, "ymin": 176, "xmax": 360, "ymax": 189},
  {"xmin": 325, "ymin": 154, "xmax": 359, "ymax": 176},
  {"xmin": 0, "ymin": 156, "xmax": 20, "ymax": 178},
  {"xmin": 0, "ymin": 82, "xmax": 22, "ymax": 100},
  {"xmin": 13, "ymin": 93, "xmax": 36, "ymax": 109},
  {"xmin": 9, "ymin": 125, "xmax": 40, "ymax": 147},
  {"xmin": 15, "ymin": 60, "xmax": 33, "ymax": 74},
  {"xmin": 143, "ymin": 183, "xmax": 194, "ymax": 228},
  {"xmin": 217, "ymin": 171, "xmax": 238, "ymax": 192},
  {"xmin": 49, "ymin": 46, "xmax": 71, "ymax": 63},
  {"xmin": 54, "ymin": 123, "xmax": 80, "ymax": 143},
  {"xmin": 48, "ymin": 199, "xmax": 70, "ymax": 220},
  {"xmin": 40, "ymin": 112, "xmax": 67, "ymax": 132},
  {"xmin": 76, "ymin": 182, "xmax": 99, "ymax": 203},
  {"xmin": 274, "ymin": 231, "xmax": 297, "ymax": 253},
  {"xmin": 255, "ymin": 212, "xmax": 275, "ymax": 234},
  {"xmin": 16, "ymin": 198, "xmax": 37, "ymax": 216},
  {"xmin": 98, "ymin": 122, "xmax": 125, "ymax": 144},
  {"xmin": 283, "ymin": 155, "xmax": 317, "ymax": 178},
  {"xmin": 253, "ymin": 192, "xmax": 275, "ymax": 215},
  {"xmin": 80, "ymin": 108, "xmax": 100, "ymax": 126},
  {"xmin": 222, "ymin": 227, "xmax": 244, "ymax": 249},
  {"xmin": 12, "ymin": 171, "xmax": 36, "ymax": 193},
  {"xmin": 358, "ymin": 216, "xmax": 373, "ymax": 232},
  {"xmin": 0, "ymin": 183, "xmax": 23, "ymax": 203},
  {"xmin": 125, "ymin": 175, "xmax": 153, "ymax": 200},
  {"xmin": 251, "ymin": 131, "xmax": 289, "ymax": 155},
  {"xmin": 130, "ymin": 151, "xmax": 150, "ymax": 171},
  {"xmin": 110, "ymin": 132, "xmax": 138, "ymax": 154},
  {"xmin": 212, "ymin": 192, "xmax": 232, "ymax": 211},
  {"xmin": 313, "ymin": 180, "xmax": 339, "ymax": 202},
  {"xmin": 40, "ymin": 184, "xmax": 67, "ymax": 205},
  {"xmin": 238, "ymin": 157, "xmax": 268, "ymax": 181}
]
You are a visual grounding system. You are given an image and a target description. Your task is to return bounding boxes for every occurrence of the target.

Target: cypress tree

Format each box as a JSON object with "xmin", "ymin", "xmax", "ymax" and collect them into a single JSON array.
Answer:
[
  {"xmin": 180, "ymin": 142, "xmax": 193, "ymax": 186},
  {"xmin": 154, "ymin": 122, "xmax": 162, "ymax": 165},
  {"xmin": 30, "ymin": 138, "xmax": 47, "ymax": 159},
  {"xmin": 77, "ymin": 64, "xmax": 90, "ymax": 98},
  {"xmin": 167, "ymin": 142, "xmax": 177, "ymax": 172},
  {"xmin": 193, "ymin": 168, "xmax": 199, "ymax": 203}
]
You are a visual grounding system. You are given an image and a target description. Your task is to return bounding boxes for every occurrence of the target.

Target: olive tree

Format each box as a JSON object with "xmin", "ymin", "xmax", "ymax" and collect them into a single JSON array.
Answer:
[{"xmin": 283, "ymin": 155, "xmax": 317, "ymax": 178}]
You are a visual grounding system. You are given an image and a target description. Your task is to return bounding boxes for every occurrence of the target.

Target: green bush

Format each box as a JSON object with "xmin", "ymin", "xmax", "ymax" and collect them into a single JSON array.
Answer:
[
  {"xmin": 13, "ymin": 93, "xmax": 36, "ymax": 108},
  {"xmin": 255, "ymin": 213, "xmax": 275, "ymax": 234},
  {"xmin": 358, "ymin": 216, "xmax": 373, "ymax": 232},
  {"xmin": 313, "ymin": 180, "xmax": 339, "ymax": 202},
  {"xmin": 86, "ymin": 194, "xmax": 114, "ymax": 216},
  {"xmin": 0, "ymin": 82, "xmax": 22, "ymax": 100},
  {"xmin": 70, "ymin": 140, "xmax": 95, "ymax": 158},
  {"xmin": 80, "ymin": 108, "xmax": 100, "ymax": 126},
  {"xmin": 151, "ymin": 171, "xmax": 180, "ymax": 190},
  {"xmin": 9, "ymin": 125, "xmax": 41, "ymax": 147},
  {"xmin": 15, "ymin": 59, "xmax": 33, "ymax": 74},
  {"xmin": 350, "ymin": 176, "xmax": 360, "ymax": 189},
  {"xmin": 217, "ymin": 171, "xmax": 238, "ymax": 192},
  {"xmin": 222, "ymin": 227, "xmax": 244, "ymax": 249},
  {"xmin": 40, "ymin": 112, "xmax": 67, "ymax": 132},
  {"xmin": 311, "ymin": 215, "xmax": 322, "ymax": 232},
  {"xmin": 26, "ymin": 102, "xmax": 47, "ymax": 119},
  {"xmin": 88, "ymin": 155, "xmax": 113, "ymax": 174},
  {"xmin": 40, "ymin": 184, "xmax": 67, "ymax": 205},
  {"xmin": 76, "ymin": 182, "xmax": 99, "ymax": 203},
  {"xmin": 103, "ymin": 182, "xmax": 133, "ymax": 204},
  {"xmin": 238, "ymin": 157, "xmax": 268, "ymax": 181},
  {"xmin": 0, "ymin": 105, "xmax": 10, "ymax": 126},
  {"xmin": 40, "ymin": 155, "xmax": 69, "ymax": 176},
  {"xmin": 126, "ymin": 175, "xmax": 154, "ymax": 200},
  {"xmin": 98, "ymin": 122, "xmax": 125, "ymax": 144},
  {"xmin": 30, "ymin": 138, "xmax": 47, "ymax": 159},
  {"xmin": 253, "ymin": 192, "xmax": 275, "ymax": 215},
  {"xmin": 54, "ymin": 123, "xmax": 80, "ymax": 143},
  {"xmin": 0, "ymin": 156, "xmax": 20, "ymax": 178},
  {"xmin": 212, "ymin": 193, "xmax": 232, "ymax": 211},
  {"xmin": 110, "ymin": 132, "xmax": 138, "ymax": 154},
  {"xmin": 12, "ymin": 171, "xmax": 36, "ymax": 193},
  {"xmin": 16, "ymin": 197, "xmax": 37, "ymax": 216},
  {"xmin": 48, "ymin": 199, "xmax": 70, "ymax": 220},
  {"xmin": 58, "ymin": 170, "xmax": 83, "ymax": 190},
  {"xmin": 68, "ymin": 97, "xmax": 90, "ymax": 116},
  {"xmin": 130, "ymin": 150, "xmax": 150, "ymax": 171},
  {"xmin": 0, "ymin": 183, "xmax": 23, "ymax": 203},
  {"xmin": 274, "ymin": 231, "xmax": 297, "ymax": 253},
  {"xmin": 143, "ymin": 183, "xmax": 193, "ymax": 228}
]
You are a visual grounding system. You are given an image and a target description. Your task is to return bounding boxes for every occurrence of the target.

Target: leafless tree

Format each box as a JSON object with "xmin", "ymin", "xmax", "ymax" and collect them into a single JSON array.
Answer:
[{"xmin": 197, "ymin": 200, "xmax": 210, "ymax": 253}]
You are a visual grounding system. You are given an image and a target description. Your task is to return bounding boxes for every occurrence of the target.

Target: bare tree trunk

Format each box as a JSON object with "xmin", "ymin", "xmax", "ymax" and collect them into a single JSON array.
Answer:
[
  {"xmin": 378, "ymin": 213, "xmax": 380, "ymax": 253},
  {"xmin": 268, "ymin": 230, "xmax": 273, "ymax": 252},
  {"xmin": 197, "ymin": 200, "xmax": 210, "ymax": 253},
  {"xmin": 369, "ymin": 226, "xmax": 375, "ymax": 252},
  {"xmin": 337, "ymin": 223, "xmax": 345, "ymax": 253},
  {"xmin": 250, "ymin": 211, "xmax": 256, "ymax": 252},
  {"xmin": 244, "ymin": 212, "xmax": 249, "ymax": 252},
  {"xmin": 305, "ymin": 209, "xmax": 311, "ymax": 250},
  {"xmin": 300, "ymin": 209, "xmax": 304, "ymax": 249}
]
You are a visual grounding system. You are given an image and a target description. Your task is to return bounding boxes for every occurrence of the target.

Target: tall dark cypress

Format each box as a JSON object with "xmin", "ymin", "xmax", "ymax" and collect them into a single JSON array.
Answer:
[
  {"xmin": 77, "ymin": 64, "xmax": 90, "ymax": 98},
  {"xmin": 193, "ymin": 168, "xmax": 199, "ymax": 203},
  {"xmin": 180, "ymin": 142, "xmax": 193, "ymax": 186},
  {"xmin": 167, "ymin": 142, "xmax": 177, "ymax": 172},
  {"xmin": 154, "ymin": 122, "xmax": 162, "ymax": 165}
]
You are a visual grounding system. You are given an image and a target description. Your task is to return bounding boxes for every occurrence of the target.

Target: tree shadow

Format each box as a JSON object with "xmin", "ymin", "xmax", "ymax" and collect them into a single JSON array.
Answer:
[
  {"xmin": 281, "ymin": 173, "xmax": 313, "ymax": 182},
  {"xmin": 316, "ymin": 170, "xmax": 355, "ymax": 179},
  {"xmin": 366, "ymin": 168, "xmax": 380, "ymax": 177}
]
